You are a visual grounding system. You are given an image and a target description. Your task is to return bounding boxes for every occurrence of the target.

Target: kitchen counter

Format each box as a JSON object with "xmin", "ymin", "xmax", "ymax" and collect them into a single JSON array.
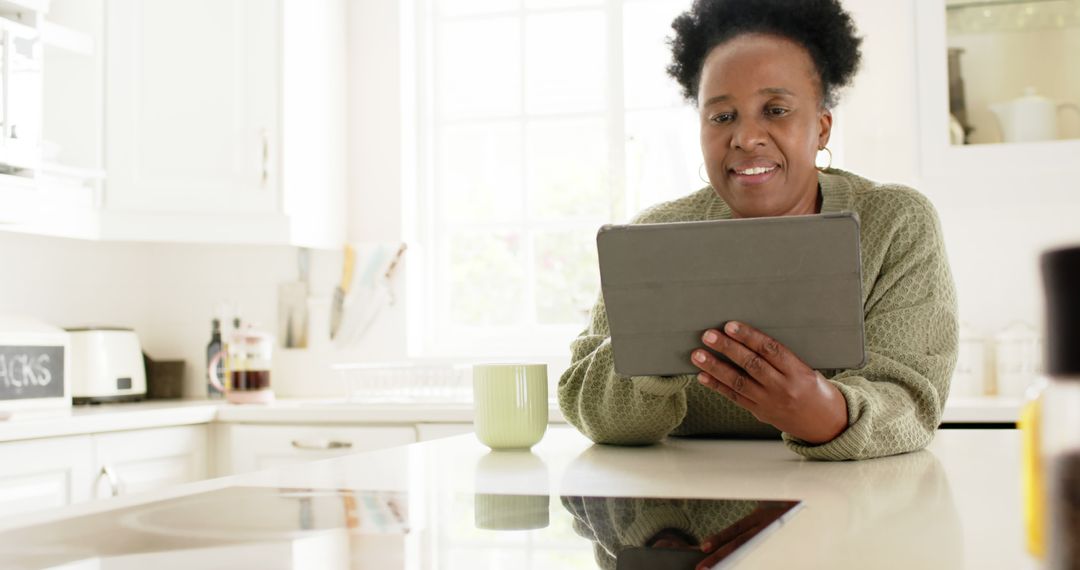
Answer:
[
  {"xmin": 0, "ymin": 396, "xmax": 1021, "ymax": 443},
  {"xmin": 0, "ymin": 401, "xmax": 220, "ymax": 443},
  {"xmin": 0, "ymin": 427, "xmax": 1029, "ymax": 569}
]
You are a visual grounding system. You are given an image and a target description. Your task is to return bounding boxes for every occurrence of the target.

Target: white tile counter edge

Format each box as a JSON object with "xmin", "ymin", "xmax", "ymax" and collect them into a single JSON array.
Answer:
[{"xmin": 0, "ymin": 396, "xmax": 1020, "ymax": 443}]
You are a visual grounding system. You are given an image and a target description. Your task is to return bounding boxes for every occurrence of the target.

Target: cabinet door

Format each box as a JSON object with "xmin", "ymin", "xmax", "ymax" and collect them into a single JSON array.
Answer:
[
  {"xmin": 224, "ymin": 424, "xmax": 417, "ymax": 475},
  {"xmin": 104, "ymin": 0, "xmax": 280, "ymax": 214},
  {"xmin": 92, "ymin": 425, "xmax": 208, "ymax": 499},
  {"xmin": 0, "ymin": 435, "xmax": 94, "ymax": 519}
]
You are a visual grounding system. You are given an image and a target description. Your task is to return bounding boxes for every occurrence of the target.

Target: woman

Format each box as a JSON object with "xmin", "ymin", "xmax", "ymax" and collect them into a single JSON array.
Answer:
[{"xmin": 558, "ymin": 0, "xmax": 958, "ymax": 460}]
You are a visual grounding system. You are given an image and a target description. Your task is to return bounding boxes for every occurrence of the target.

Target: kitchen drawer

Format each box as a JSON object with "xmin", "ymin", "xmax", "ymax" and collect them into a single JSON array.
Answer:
[{"xmin": 223, "ymin": 424, "xmax": 417, "ymax": 475}]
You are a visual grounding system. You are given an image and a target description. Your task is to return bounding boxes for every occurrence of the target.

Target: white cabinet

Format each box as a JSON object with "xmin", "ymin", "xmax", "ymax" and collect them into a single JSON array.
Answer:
[
  {"xmin": 0, "ymin": 425, "xmax": 209, "ymax": 520},
  {"xmin": 913, "ymin": 0, "xmax": 1080, "ymax": 179},
  {"xmin": 99, "ymin": 0, "xmax": 346, "ymax": 247},
  {"xmin": 0, "ymin": 435, "xmax": 94, "ymax": 518},
  {"xmin": 104, "ymin": 0, "xmax": 279, "ymax": 217},
  {"xmin": 91, "ymin": 425, "xmax": 208, "ymax": 499},
  {"xmin": 221, "ymin": 424, "xmax": 417, "ymax": 475}
]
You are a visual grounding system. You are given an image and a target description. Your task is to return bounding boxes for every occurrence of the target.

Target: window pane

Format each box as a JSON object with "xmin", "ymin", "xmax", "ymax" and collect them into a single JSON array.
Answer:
[
  {"xmin": 437, "ymin": 18, "xmax": 521, "ymax": 119},
  {"xmin": 625, "ymin": 106, "xmax": 702, "ymax": 218},
  {"xmin": 449, "ymin": 232, "xmax": 525, "ymax": 325},
  {"xmin": 534, "ymin": 230, "xmax": 599, "ymax": 324},
  {"xmin": 436, "ymin": 0, "xmax": 519, "ymax": 17},
  {"xmin": 623, "ymin": 0, "xmax": 688, "ymax": 109},
  {"xmin": 525, "ymin": 11, "xmax": 606, "ymax": 114},
  {"xmin": 527, "ymin": 117, "xmax": 610, "ymax": 219},
  {"xmin": 438, "ymin": 122, "xmax": 523, "ymax": 223}
]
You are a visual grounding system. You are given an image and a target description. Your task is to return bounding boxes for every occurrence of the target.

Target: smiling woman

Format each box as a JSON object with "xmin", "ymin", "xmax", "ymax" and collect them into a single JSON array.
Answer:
[{"xmin": 558, "ymin": 0, "xmax": 960, "ymax": 461}]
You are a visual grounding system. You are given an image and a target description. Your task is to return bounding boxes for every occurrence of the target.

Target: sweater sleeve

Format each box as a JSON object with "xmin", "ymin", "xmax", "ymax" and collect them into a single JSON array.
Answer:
[
  {"xmin": 783, "ymin": 191, "xmax": 959, "ymax": 460},
  {"xmin": 557, "ymin": 293, "xmax": 694, "ymax": 445}
]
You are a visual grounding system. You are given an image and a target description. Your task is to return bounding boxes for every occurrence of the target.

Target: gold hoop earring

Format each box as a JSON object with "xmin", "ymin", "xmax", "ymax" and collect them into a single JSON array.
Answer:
[
  {"xmin": 815, "ymin": 147, "xmax": 833, "ymax": 171},
  {"xmin": 698, "ymin": 163, "xmax": 711, "ymax": 185}
]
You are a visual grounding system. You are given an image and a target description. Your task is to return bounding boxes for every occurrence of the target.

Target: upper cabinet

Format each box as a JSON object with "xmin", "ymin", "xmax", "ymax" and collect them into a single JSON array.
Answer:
[
  {"xmin": 102, "ymin": 0, "xmax": 346, "ymax": 247},
  {"xmin": 104, "ymin": 0, "xmax": 281, "ymax": 221},
  {"xmin": 915, "ymin": 0, "xmax": 1080, "ymax": 178},
  {"xmin": 0, "ymin": 0, "xmax": 346, "ymax": 248}
]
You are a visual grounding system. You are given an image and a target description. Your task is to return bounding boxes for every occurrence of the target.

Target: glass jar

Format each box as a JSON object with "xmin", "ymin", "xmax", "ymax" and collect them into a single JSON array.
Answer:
[
  {"xmin": 208, "ymin": 325, "xmax": 274, "ymax": 404},
  {"xmin": 954, "ymin": 321, "xmax": 988, "ymax": 397},
  {"xmin": 994, "ymin": 321, "xmax": 1043, "ymax": 398},
  {"xmin": 1038, "ymin": 245, "xmax": 1080, "ymax": 569}
]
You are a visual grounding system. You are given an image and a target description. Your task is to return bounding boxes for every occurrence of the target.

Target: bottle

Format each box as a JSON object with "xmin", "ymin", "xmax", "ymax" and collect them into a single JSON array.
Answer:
[
  {"xmin": 206, "ymin": 318, "xmax": 224, "ymax": 399},
  {"xmin": 1021, "ymin": 375, "xmax": 1048, "ymax": 558},
  {"xmin": 1039, "ymin": 245, "xmax": 1080, "ymax": 569}
]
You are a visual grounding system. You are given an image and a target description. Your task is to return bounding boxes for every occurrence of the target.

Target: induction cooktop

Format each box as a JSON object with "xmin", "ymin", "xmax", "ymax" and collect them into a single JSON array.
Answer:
[{"xmin": 0, "ymin": 487, "xmax": 801, "ymax": 570}]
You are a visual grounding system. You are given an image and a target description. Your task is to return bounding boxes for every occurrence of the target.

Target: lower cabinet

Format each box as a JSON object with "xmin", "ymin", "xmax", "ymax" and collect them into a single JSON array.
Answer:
[
  {"xmin": 92, "ymin": 425, "xmax": 209, "ymax": 499},
  {"xmin": 0, "ymin": 420, "xmax": 480, "ymax": 520},
  {"xmin": 0, "ymin": 435, "xmax": 95, "ymax": 518},
  {"xmin": 220, "ymin": 424, "xmax": 417, "ymax": 476},
  {"xmin": 0, "ymin": 425, "xmax": 209, "ymax": 520}
]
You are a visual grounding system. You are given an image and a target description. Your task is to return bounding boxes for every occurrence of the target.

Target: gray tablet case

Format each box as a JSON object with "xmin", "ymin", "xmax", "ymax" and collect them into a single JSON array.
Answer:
[{"xmin": 597, "ymin": 212, "xmax": 865, "ymax": 377}]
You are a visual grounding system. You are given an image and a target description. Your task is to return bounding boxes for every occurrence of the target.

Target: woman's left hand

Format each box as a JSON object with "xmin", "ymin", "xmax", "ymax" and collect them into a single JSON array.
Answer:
[{"xmin": 690, "ymin": 321, "xmax": 848, "ymax": 444}]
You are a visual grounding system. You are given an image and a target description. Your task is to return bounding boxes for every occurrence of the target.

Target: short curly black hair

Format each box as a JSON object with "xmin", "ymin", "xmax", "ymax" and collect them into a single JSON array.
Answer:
[{"xmin": 667, "ymin": 0, "xmax": 862, "ymax": 108}]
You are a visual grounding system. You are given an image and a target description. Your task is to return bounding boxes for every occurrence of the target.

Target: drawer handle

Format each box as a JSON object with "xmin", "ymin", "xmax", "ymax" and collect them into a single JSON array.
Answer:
[
  {"xmin": 291, "ymin": 439, "xmax": 353, "ymax": 450},
  {"xmin": 98, "ymin": 465, "xmax": 120, "ymax": 497}
]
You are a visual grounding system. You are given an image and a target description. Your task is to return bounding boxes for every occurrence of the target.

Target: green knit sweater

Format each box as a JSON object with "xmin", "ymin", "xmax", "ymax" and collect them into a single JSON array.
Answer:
[{"xmin": 558, "ymin": 168, "xmax": 959, "ymax": 461}]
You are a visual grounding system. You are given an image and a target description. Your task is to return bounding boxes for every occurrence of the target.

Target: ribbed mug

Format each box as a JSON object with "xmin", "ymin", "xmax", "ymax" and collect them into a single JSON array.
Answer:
[{"xmin": 472, "ymin": 363, "xmax": 548, "ymax": 449}]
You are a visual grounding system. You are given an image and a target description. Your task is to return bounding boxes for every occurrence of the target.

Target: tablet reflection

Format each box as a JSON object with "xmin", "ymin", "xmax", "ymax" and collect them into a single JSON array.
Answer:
[{"xmin": 560, "ymin": 496, "xmax": 800, "ymax": 570}]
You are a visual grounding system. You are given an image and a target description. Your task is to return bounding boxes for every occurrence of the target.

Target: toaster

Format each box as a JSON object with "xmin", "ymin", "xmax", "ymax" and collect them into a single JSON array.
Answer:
[{"xmin": 66, "ymin": 327, "xmax": 146, "ymax": 403}]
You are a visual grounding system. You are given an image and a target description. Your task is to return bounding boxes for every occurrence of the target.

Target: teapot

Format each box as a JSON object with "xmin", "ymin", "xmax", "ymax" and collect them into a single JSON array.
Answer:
[{"xmin": 989, "ymin": 87, "xmax": 1080, "ymax": 143}]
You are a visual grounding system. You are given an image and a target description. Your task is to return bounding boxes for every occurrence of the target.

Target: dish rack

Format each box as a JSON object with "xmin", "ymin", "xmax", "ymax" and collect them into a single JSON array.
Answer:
[{"xmin": 332, "ymin": 362, "xmax": 472, "ymax": 403}]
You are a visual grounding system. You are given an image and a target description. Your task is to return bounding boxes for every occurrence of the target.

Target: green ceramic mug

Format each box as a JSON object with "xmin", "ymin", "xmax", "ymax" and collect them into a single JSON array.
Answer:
[{"xmin": 472, "ymin": 363, "xmax": 548, "ymax": 449}]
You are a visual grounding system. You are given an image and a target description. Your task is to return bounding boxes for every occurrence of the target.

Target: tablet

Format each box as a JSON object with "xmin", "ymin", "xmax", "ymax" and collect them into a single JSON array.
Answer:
[{"xmin": 596, "ymin": 212, "xmax": 865, "ymax": 377}]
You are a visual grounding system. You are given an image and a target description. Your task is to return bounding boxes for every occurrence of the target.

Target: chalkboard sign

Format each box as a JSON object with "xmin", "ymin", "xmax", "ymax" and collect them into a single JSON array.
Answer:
[{"xmin": 0, "ymin": 346, "xmax": 64, "ymax": 400}]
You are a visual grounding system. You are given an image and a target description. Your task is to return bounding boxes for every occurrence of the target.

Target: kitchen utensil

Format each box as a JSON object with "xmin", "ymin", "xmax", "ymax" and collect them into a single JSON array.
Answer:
[
  {"xmin": 67, "ymin": 327, "xmax": 146, "ymax": 404},
  {"xmin": 329, "ymin": 245, "xmax": 356, "ymax": 340},
  {"xmin": 208, "ymin": 325, "xmax": 275, "ymax": 404},
  {"xmin": 332, "ymin": 243, "xmax": 407, "ymax": 347},
  {"xmin": 990, "ymin": 87, "xmax": 1080, "ymax": 143},
  {"xmin": 278, "ymin": 248, "xmax": 310, "ymax": 348}
]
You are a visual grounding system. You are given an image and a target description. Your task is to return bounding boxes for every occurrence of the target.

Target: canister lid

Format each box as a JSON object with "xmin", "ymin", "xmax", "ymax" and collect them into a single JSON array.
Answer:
[{"xmin": 1042, "ymin": 245, "xmax": 1080, "ymax": 376}]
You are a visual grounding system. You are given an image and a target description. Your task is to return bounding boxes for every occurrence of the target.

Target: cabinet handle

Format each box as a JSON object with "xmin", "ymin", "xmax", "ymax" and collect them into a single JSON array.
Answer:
[
  {"xmin": 291, "ymin": 439, "xmax": 352, "ymax": 450},
  {"xmin": 261, "ymin": 129, "xmax": 270, "ymax": 187},
  {"xmin": 98, "ymin": 465, "xmax": 120, "ymax": 497}
]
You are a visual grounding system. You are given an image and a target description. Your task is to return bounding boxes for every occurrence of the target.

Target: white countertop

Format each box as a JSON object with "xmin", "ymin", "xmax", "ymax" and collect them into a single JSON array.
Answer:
[
  {"xmin": 0, "ymin": 401, "xmax": 220, "ymax": 442},
  {"xmin": 0, "ymin": 396, "xmax": 1021, "ymax": 443},
  {"xmin": 0, "ymin": 427, "xmax": 1030, "ymax": 569}
]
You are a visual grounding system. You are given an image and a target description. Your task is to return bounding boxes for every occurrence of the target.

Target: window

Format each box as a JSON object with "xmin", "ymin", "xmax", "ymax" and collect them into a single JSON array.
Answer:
[{"xmin": 413, "ymin": 0, "xmax": 719, "ymax": 356}]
